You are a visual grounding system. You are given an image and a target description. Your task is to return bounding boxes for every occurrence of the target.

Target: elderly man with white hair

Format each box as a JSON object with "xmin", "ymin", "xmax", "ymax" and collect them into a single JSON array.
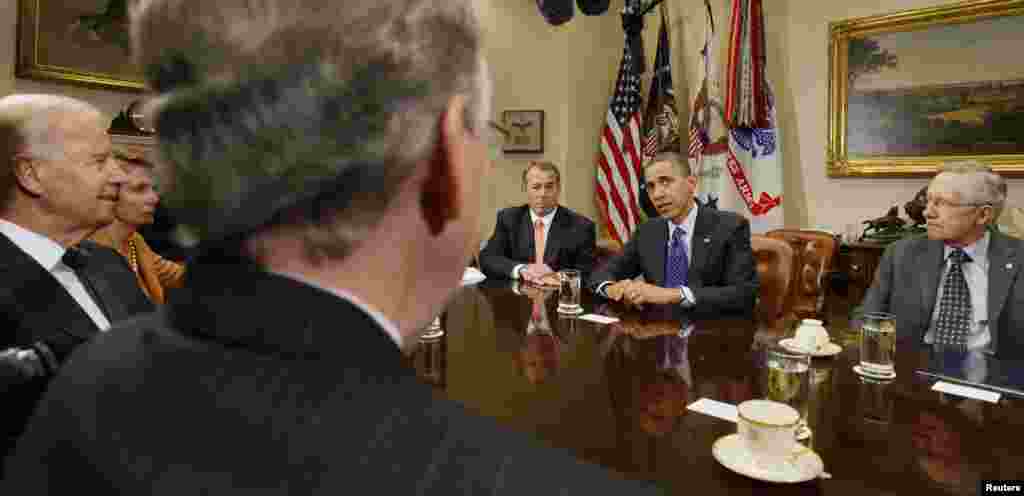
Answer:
[
  {"xmin": 0, "ymin": 94, "xmax": 153, "ymax": 466},
  {"xmin": 861, "ymin": 161, "xmax": 1024, "ymax": 358}
]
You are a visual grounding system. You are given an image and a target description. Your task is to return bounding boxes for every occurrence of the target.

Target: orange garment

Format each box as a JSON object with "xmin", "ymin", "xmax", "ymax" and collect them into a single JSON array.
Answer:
[{"xmin": 91, "ymin": 231, "xmax": 185, "ymax": 304}]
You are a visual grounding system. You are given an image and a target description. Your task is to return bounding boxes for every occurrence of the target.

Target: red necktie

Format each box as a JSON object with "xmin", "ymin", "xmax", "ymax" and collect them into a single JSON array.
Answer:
[{"xmin": 534, "ymin": 219, "xmax": 545, "ymax": 264}]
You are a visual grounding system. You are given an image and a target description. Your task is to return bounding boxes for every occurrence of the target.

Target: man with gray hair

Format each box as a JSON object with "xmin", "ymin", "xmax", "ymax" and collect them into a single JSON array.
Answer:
[
  {"xmin": 0, "ymin": 94, "xmax": 153, "ymax": 467},
  {"xmin": 862, "ymin": 161, "xmax": 1024, "ymax": 358},
  {"xmin": 3, "ymin": 1, "xmax": 662, "ymax": 494}
]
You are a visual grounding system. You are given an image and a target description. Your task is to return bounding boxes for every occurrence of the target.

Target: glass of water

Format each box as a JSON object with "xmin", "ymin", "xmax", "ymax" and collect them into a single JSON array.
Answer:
[
  {"xmin": 557, "ymin": 269, "xmax": 583, "ymax": 315},
  {"xmin": 859, "ymin": 312, "xmax": 896, "ymax": 379},
  {"xmin": 765, "ymin": 345, "xmax": 812, "ymax": 440}
]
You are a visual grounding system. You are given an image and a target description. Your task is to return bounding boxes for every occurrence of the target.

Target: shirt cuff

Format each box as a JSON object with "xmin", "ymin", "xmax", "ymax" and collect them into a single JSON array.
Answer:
[
  {"xmin": 679, "ymin": 286, "xmax": 696, "ymax": 308},
  {"xmin": 512, "ymin": 264, "xmax": 525, "ymax": 279},
  {"xmin": 596, "ymin": 281, "xmax": 612, "ymax": 298}
]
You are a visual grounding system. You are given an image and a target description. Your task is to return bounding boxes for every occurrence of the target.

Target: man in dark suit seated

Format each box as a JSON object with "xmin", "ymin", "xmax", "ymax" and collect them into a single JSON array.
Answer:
[
  {"xmin": 2, "ymin": 1, "xmax": 662, "ymax": 493},
  {"xmin": 480, "ymin": 160, "xmax": 597, "ymax": 285},
  {"xmin": 861, "ymin": 161, "xmax": 1023, "ymax": 359},
  {"xmin": 0, "ymin": 94, "xmax": 154, "ymax": 466},
  {"xmin": 588, "ymin": 151, "xmax": 758, "ymax": 321}
]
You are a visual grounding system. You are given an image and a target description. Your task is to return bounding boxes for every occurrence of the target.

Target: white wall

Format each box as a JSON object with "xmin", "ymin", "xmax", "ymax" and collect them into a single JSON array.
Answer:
[{"xmin": 478, "ymin": 0, "xmax": 624, "ymax": 240}]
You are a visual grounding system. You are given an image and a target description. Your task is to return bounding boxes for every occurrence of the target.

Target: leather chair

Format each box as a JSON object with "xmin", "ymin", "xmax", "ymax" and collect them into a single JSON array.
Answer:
[
  {"xmin": 594, "ymin": 237, "xmax": 623, "ymax": 275},
  {"xmin": 765, "ymin": 229, "xmax": 840, "ymax": 322},
  {"xmin": 751, "ymin": 235, "xmax": 795, "ymax": 335}
]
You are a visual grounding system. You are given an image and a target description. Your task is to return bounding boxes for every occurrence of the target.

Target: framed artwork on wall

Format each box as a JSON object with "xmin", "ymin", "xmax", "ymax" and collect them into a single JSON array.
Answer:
[
  {"xmin": 502, "ymin": 110, "xmax": 545, "ymax": 153},
  {"xmin": 16, "ymin": 0, "xmax": 147, "ymax": 92},
  {"xmin": 827, "ymin": 0, "xmax": 1024, "ymax": 177}
]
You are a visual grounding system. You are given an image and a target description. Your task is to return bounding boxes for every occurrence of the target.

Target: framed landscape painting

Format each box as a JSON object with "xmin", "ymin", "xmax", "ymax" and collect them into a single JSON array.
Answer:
[
  {"xmin": 827, "ymin": 0, "xmax": 1024, "ymax": 177},
  {"xmin": 16, "ymin": 0, "xmax": 146, "ymax": 92}
]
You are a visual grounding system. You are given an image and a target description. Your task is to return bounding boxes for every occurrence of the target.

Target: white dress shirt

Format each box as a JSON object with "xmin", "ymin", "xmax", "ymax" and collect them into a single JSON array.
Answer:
[
  {"xmin": 272, "ymin": 270, "xmax": 404, "ymax": 349},
  {"xmin": 924, "ymin": 231, "xmax": 991, "ymax": 352},
  {"xmin": 512, "ymin": 207, "xmax": 558, "ymax": 279},
  {"xmin": 0, "ymin": 219, "xmax": 111, "ymax": 331}
]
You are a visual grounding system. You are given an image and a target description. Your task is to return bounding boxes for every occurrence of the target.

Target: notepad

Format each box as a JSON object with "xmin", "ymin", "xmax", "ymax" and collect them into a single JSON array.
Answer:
[
  {"xmin": 686, "ymin": 398, "xmax": 738, "ymax": 423},
  {"xmin": 932, "ymin": 381, "xmax": 1001, "ymax": 403},
  {"xmin": 578, "ymin": 314, "xmax": 619, "ymax": 325}
]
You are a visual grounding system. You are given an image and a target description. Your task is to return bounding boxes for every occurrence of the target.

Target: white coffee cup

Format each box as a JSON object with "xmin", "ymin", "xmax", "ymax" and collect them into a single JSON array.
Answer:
[
  {"xmin": 794, "ymin": 319, "xmax": 830, "ymax": 353},
  {"xmin": 737, "ymin": 400, "xmax": 804, "ymax": 466}
]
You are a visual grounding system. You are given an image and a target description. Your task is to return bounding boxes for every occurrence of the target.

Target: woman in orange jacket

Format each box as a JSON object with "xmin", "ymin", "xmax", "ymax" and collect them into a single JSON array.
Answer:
[{"xmin": 91, "ymin": 155, "xmax": 184, "ymax": 304}]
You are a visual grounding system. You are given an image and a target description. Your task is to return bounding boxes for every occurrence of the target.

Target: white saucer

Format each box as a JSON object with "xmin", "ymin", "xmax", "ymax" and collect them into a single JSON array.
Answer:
[
  {"xmin": 557, "ymin": 306, "xmax": 584, "ymax": 315},
  {"xmin": 852, "ymin": 364, "xmax": 895, "ymax": 380},
  {"xmin": 712, "ymin": 434, "xmax": 824, "ymax": 484},
  {"xmin": 779, "ymin": 338, "xmax": 842, "ymax": 357}
]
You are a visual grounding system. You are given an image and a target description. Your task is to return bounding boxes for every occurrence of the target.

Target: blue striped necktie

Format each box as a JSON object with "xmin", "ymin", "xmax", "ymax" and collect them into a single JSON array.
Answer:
[{"xmin": 665, "ymin": 226, "xmax": 688, "ymax": 288}]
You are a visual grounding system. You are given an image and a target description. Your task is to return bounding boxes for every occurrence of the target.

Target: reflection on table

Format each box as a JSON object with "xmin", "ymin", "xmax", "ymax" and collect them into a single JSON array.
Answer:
[{"xmin": 404, "ymin": 280, "xmax": 1024, "ymax": 494}]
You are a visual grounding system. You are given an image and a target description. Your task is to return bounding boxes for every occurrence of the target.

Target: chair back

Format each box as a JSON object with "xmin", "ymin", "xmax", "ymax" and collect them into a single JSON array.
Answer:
[
  {"xmin": 593, "ymin": 237, "xmax": 623, "ymax": 275},
  {"xmin": 765, "ymin": 229, "xmax": 839, "ymax": 320},
  {"xmin": 751, "ymin": 235, "xmax": 795, "ymax": 333}
]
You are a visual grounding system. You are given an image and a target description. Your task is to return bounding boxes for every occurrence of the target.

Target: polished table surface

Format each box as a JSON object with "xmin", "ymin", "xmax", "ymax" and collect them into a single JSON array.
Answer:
[{"xmin": 406, "ymin": 280, "xmax": 1024, "ymax": 494}]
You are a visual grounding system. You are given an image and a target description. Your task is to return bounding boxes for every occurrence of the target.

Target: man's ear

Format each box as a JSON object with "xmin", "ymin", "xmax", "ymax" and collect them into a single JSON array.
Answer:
[
  {"xmin": 421, "ymin": 94, "xmax": 468, "ymax": 235},
  {"xmin": 980, "ymin": 205, "xmax": 997, "ymax": 227},
  {"xmin": 686, "ymin": 175, "xmax": 699, "ymax": 192},
  {"xmin": 12, "ymin": 156, "xmax": 45, "ymax": 197}
]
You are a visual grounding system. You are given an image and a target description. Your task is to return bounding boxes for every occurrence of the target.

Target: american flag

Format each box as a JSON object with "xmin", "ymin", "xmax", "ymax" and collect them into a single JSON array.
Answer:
[
  {"xmin": 688, "ymin": 119, "xmax": 705, "ymax": 159},
  {"xmin": 596, "ymin": 2, "xmax": 644, "ymax": 246}
]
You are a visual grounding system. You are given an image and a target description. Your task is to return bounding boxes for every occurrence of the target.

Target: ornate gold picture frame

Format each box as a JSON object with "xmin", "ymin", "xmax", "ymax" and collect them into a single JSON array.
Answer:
[
  {"xmin": 16, "ymin": 0, "xmax": 146, "ymax": 92},
  {"xmin": 827, "ymin": 0, "xmax": 1024, "ymax": 177}
]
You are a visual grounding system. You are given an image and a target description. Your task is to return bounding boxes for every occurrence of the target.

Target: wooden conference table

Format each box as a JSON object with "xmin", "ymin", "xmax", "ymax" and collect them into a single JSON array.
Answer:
[{"xmin": 405, "ymin": 280, "xmax": 1024, "ymax": 495}]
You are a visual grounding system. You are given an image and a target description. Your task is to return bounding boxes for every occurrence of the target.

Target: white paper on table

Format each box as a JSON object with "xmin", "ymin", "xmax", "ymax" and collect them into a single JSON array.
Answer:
[
  {"xmin": 578, "ymin": 314, "xmax": 620, "ymax": 325},
  {"xmin": 686, "ymin": 398, "xmax": 738, "ymax": 423},
  {"xmin": 931, "ymin": 381, "xmax": 1001, "ymax": 403},
  {"xmin": 461, "ymin": 267, "xmax": 486, "ymax": 286}
]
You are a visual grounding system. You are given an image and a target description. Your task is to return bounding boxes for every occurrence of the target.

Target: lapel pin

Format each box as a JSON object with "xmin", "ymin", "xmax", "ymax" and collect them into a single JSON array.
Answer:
[{"xmin": 703, "ymin": 237, "xmax": 711, "ymax": 244}]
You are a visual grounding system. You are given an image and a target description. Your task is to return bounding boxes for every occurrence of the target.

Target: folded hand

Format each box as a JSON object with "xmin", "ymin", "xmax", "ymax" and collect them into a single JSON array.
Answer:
[
  {"xmin": 536, "ymin": 272, "xmax": 561, "ymax": 287},
  {"xmin": 521, "ymin": 263, "xmax": 555, "ymax": 285}
]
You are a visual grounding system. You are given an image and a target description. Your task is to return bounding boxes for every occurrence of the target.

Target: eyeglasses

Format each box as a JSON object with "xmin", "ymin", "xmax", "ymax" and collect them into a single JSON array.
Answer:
[{"xmin": 925, "ymin": 196, "xmax": 992, "ymax": 211}]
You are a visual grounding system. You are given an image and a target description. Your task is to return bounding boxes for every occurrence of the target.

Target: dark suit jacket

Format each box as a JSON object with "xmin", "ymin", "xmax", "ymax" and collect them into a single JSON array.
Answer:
[
  {"xmin": 480, "ymin": 205, "xmax": 597, "ymax": 281},
  {"xmin": 861, "ymin": 232, "xmax": 1024, "ymax": 359},
  {"xmin": 587, "ymin": 207, "xmax": 759, "ymax": 320},
  {"xmin": 0, "ymin": 234, "xmax": 153, "ymax": 462},
  {"xmin": 3, "ymin": 254, "xmax": 662, "ymax": 495}
]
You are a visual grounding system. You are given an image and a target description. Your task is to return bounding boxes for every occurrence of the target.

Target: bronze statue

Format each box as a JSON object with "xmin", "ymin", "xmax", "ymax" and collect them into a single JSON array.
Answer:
[{"xmin": 862, "ymin": 206, "xmax": 906, "ymax": 243}]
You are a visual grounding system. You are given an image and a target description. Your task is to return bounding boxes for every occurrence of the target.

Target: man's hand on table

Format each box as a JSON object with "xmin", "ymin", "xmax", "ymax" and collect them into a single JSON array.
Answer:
[{"xmin": 607, "ymin": 281, "xmax": 681, "ymax": 309}]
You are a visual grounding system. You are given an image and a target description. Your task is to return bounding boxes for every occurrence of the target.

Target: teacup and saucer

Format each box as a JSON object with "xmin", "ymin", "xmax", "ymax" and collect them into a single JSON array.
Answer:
[
  {"xmin": 712, "ymin": 400, "xmax": 825, "ymax": 483},
  {"xmin": 780, "ymin": 319, "xmax": 842, "ymax": 357}
]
